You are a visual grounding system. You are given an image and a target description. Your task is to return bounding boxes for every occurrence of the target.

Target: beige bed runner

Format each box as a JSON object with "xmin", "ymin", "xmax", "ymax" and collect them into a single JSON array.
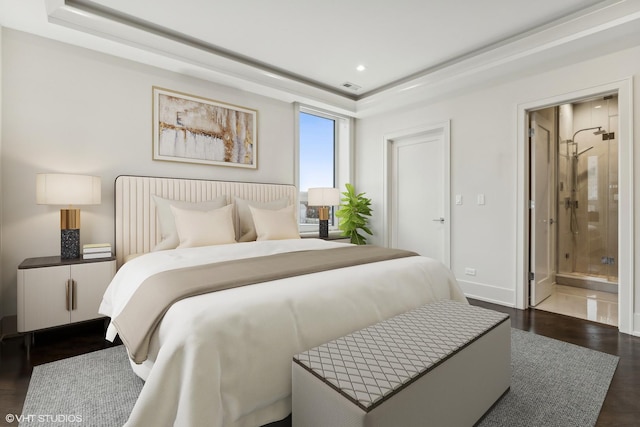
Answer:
[{"xmin": 114, "ymin": 245, "xmax": 418, "ymax": 363}]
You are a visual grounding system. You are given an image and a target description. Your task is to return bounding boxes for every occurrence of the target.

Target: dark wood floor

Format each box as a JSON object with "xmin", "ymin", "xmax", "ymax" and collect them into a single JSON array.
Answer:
[{"xmin": 1, "ymin": 301, "xmax": 639, "ymax": 427}]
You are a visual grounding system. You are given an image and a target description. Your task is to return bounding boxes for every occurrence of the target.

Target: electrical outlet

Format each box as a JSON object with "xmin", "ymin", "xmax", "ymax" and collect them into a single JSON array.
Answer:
[{"xmin": 464, "ymin": 268, "xmax": 476, "ymax": 276}]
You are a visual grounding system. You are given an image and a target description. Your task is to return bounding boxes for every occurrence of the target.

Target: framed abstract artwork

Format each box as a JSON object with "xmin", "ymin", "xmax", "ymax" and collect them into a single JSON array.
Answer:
[{"xmin": 152, "ymin": 87, "xmax": 257, "ymax": 168}]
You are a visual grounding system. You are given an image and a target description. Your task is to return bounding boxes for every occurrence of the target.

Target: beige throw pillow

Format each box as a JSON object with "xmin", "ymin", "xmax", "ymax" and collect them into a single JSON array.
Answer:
[
  {"xmin": 235, "ymin": 197, "xmax": 290, "ymax": 242},
  {"xmin": 170, "ymin": 204, "xmax": 236, "ymax": 248},
  {"xmin": 152, "ymin": 195, "xmax": 228, "ymax": 250},
  {"xmin": 249, "ymin": 205, "xmax": 300, "ymax": 241}
]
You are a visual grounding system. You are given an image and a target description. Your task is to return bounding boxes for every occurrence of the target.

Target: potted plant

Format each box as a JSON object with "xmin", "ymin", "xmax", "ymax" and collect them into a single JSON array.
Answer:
[{"xmin": 336, "ymin": 183, "xmax": 373, "ymax": 245}]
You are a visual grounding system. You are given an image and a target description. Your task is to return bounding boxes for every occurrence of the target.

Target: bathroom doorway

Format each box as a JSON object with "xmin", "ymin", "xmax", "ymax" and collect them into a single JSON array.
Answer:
[{"xmin": 528, "ymin": 94, "xmax": 619, "ymax": 326}]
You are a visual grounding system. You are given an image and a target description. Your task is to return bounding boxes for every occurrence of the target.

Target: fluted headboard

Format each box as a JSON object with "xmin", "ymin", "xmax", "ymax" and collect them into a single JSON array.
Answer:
[{"xmin": 114, "ymin": 175, "xmax": 297, "ymax": 267}]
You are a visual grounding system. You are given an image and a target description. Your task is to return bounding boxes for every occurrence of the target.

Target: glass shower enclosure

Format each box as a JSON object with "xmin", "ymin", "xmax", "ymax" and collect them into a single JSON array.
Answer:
[{"xmin": 556, "ymin": 96, "xmax": 618, "ymax": 291}]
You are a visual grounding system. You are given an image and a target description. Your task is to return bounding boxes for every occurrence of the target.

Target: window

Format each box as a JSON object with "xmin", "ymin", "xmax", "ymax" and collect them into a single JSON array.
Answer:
[
  {"xmin": 299, "ymin": 112, "xmax": 335, "ymax": 226},
  {"xmin": 297, "ymin": 105, "xmax": 352, "ymax": 234}
]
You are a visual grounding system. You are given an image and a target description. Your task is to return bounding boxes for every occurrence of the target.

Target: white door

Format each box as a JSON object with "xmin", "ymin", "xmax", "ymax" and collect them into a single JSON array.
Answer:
[
  {"xmin": 386, "ymin": 124, "xmax": 450, "ymax": 266},
  {"xmin": 530, "ymin": 111, "xmax": 555, "ymax": 305}
]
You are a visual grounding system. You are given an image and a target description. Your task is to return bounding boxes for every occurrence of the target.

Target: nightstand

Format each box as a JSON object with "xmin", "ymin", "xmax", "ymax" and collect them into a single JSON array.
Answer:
[{"xmin": 17, "ymin": 255, "xmax": 116, "ymax": 333}]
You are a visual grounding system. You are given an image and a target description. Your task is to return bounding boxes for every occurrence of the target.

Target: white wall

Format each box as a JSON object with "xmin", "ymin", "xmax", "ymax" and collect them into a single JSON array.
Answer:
[
  {"xmin": 0, "ymin": 29, "xmax": 295, "ymax": 316},
  {"xmin": 356, "ymin": 44, "xmax": 640, "ymax": 332}
]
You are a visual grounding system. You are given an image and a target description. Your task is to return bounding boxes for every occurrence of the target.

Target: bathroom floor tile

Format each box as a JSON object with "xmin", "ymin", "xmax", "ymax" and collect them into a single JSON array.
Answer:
[{"xmin": 535, "ymin": 285, "xmax": 618, "ymax": 326}]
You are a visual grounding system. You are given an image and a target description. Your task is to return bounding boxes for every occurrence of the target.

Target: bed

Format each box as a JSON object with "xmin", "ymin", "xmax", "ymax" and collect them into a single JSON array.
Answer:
[{"xmin": 100, "ymin": 175, "xmax": 467, "ymax": 427}]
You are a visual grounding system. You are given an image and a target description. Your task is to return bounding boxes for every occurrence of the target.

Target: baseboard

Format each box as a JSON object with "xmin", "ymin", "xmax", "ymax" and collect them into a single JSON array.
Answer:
[{"xmin": 457, "ymin": 280, "xmax": 516, "ymax": 308}]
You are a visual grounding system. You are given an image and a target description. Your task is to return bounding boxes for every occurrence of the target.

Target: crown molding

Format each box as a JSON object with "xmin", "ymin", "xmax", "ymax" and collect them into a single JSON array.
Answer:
[{"xmin": 5, "ymin": 0, "xmax": 633, "ymax": 117}]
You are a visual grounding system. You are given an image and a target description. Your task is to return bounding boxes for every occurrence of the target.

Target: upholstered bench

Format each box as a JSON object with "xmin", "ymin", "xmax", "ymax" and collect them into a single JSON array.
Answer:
[{"xmin": 292, "ymin": 299, "xmax": 510, "ymax": 427}]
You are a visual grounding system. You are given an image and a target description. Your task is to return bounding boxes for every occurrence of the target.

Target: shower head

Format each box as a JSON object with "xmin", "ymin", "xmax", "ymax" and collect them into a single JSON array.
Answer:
[{"xmin": 572, "ymin": 126, "xmax": 607, "ymax": 141}]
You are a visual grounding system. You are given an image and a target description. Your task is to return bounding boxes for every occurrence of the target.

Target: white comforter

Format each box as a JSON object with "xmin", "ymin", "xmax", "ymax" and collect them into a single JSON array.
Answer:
[{"xmin": 100, "ymin": 239, "xmax": 466, "ymax": 427}]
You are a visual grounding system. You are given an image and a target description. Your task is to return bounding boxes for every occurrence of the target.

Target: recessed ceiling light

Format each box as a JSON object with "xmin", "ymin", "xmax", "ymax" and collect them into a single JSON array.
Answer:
[
  {"xmin": 594, "ymin": 105, "xmax": 602, "ymax": 109},
  {"xmin": 356, "ymin": 65, "xmax": 366, "ymax": 72}
]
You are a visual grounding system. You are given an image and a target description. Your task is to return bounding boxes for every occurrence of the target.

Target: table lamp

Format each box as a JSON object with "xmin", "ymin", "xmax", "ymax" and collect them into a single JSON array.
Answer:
[
  {"xmin": 36, "ymin": 173, "xmax": 101, "ymax": 259},
  {"xmin": 308, "ymin": 187, "xmax": 340, "ymax": 239}
]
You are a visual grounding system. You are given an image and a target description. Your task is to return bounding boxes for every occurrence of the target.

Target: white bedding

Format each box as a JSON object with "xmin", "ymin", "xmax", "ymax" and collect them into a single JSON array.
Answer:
[{"xmin": 100, "ymin": 239, "xmax": 467, "ymax": 427}]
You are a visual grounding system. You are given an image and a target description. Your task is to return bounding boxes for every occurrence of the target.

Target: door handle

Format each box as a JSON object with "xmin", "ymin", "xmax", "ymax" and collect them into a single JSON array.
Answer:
[{"xmin": 432, "ymin": 217, "xmax": 445, "ymax": 223}]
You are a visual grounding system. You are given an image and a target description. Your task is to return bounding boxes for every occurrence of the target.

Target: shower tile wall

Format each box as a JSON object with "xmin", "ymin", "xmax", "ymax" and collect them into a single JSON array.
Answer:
[{"xmin": 558, "ymin": 97, "xmax": 618, "ymax": 282}]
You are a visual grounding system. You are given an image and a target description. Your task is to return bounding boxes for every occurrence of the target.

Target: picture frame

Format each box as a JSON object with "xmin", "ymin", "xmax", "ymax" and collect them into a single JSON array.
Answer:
[{"xmin": 152, "ymin": 87, "xmax": 258, "ymax": 168}]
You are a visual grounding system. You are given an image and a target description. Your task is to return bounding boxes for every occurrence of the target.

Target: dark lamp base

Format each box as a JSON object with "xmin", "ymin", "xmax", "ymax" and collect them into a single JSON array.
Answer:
[
  {"xmin": 61, "ymin": 229, "xmax": 80, "ymax": 259},
  {"xmin": 319, "ymin": 220, "xmax": 329, "ymax": 239}
]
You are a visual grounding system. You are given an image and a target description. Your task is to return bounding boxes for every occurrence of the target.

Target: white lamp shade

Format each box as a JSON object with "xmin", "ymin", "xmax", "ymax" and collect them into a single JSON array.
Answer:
[
  {"xmin": 307, "ymin": 187, "xmax": 340, "ymax": 207},
  {"xmin": 36, "ymin": 173, "xmax": 101, "ymax": 205}
]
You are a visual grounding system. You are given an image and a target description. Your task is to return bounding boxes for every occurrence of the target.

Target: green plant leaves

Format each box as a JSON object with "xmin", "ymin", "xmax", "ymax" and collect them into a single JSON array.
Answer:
[{"xmin": 336, "ymin": 183, "xmax": 373, "ymax": 245}]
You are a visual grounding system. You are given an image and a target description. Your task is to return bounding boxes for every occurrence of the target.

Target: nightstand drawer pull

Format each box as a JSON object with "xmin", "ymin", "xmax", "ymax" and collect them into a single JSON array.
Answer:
[
  {"xmin": 65, "ymin": 280, "xmax": 71, "ymax": 311},
  {"xmin": 72, "ymin": 280, "xmax": 77, "ymax": 310}
]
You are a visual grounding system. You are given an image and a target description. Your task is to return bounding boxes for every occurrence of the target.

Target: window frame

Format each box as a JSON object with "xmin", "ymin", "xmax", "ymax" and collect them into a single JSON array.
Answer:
[{"xmin": 295, "ymin": 103, "xmax": 353, "ymax": 235}]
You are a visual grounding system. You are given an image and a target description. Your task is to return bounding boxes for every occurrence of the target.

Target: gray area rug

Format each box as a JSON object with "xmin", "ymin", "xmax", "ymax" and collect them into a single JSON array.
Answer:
[
  {"xmin": 478, "ymin": 329, "xmax": 618, "ymax": 427},
  {"xmin": 19, "ymin": 346, "xmax": 143, "ymax": 427},
  {"xmin": 19, "ymin": 329, "xmax": 618, "ymax": 427}
]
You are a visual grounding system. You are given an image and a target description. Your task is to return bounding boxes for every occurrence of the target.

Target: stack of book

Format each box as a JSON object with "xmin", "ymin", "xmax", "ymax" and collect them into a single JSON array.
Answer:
[{"xmin": 82, "ymin": 243, "xmax": 112, "ymax": 259}]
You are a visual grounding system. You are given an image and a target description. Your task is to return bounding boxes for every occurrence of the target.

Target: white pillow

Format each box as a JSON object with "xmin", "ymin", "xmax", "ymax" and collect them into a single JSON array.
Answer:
[
  {"xmin": 152, "ymin": 195, "xmax": 227, "ymax": 250},
  {"xmin": 249, "ymin": 205, "xmax": 300, "ymax": 241},
  {"xmin": 170, "ymin": 204, "xmax": 236, "ymax": 248},
  {"xmin": 235, "ymin": 197, "xmax": 290, "ymax": 242}
]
